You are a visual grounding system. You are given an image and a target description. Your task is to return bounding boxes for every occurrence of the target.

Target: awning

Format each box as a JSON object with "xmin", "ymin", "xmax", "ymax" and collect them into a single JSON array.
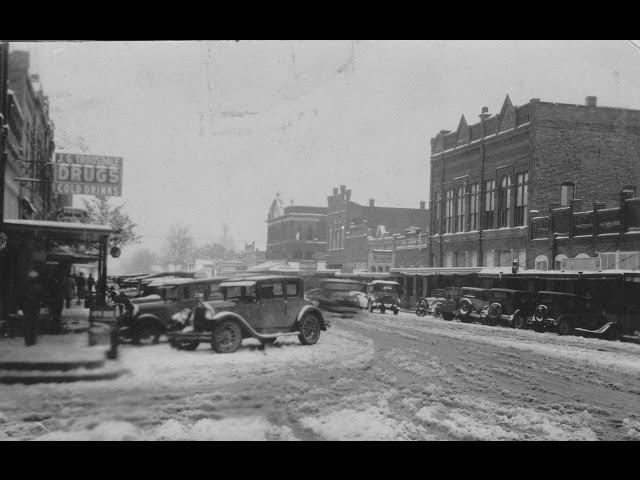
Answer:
[
  {"xmin": 389, "ymin": 267, "xmax": 483, "ymax": 276},
  {"xmin": 219, "ymin": 281, "xmax": 257, "ymax": 288},
  {"xmin": 3, "ymin": 218, "xmax": 113, "ymax": 243}
]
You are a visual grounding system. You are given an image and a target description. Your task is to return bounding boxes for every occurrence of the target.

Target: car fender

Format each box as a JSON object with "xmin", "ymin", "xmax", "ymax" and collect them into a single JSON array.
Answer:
[
  {"xmin": 210, "ymin": 311, "xmax": 262, "ymax": 339},
  {"xmin": 136, "ymin": 313, "xmax": 164, "ymax": 332},
  {"xmin": 296, "ymin": 304, "xmax": 327, "ymax": 331}
]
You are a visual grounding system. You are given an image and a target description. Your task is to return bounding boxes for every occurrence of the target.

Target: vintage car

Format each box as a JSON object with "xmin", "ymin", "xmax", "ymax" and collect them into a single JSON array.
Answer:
[
  {"xmin": 309, "ymin": 279, "xmax": 368, "ymax": 313},
  {"xmin": 424, "ymin": 287, "xmax": 461, "ymax": 320},
  {"xmin": 457, "ymin": 287, "xmax": 492, "ymax": 323},
  {"xmin": 529, "ymin": 291, "xmax": 620, "ymax": 340},
  {"xmin": 167, "ymin": 275, "xmax": 328, "ymax": 353},
  {"xmin": 115, "ymin": 277, "xmax": 228, "ymax": 345},
  {"xmin": 479, "ymin": 288, "xmax": 538, "ymax": 327},
  {"xmin": 366, "ymin": 280, "xmax": 402, "ymax": 315}
]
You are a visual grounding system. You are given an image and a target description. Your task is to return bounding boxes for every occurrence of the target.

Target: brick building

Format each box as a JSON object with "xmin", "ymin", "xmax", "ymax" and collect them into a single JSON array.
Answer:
[
  {"xmin": 265, "ymin": 193, "xmax": 327, "ymax": 261},
  {"xmin": 427, "ymin": 94, "xmax": 640, "ymax": 270},
  {"xmin": 3, "ymin": 50, "xmax": 57, "ymax": 221},
  {"xmin": 326, "ymin": 184, "xmax": 428, "ymax": 270}
]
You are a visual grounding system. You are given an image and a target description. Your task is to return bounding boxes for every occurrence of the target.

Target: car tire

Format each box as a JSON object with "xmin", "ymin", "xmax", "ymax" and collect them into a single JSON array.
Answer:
[
  {"xmin": 393, "ymin": 308, "xmax": 399, "ymax": 315},
  {"xmin": 557, "ymin": 318, "xmax": 574, "ymax": 336},
  {"xmin": 380, "ymin": 306, "xmax": 386, "ymax": 314},
  {"xmin": 512, "ymin": 312, "xmax": 526, "ymax": 329},
  {"xmin": 443, "ymin": 312, "xmax": 453, "ymax": 321},
  {"xmin": 211, "ymin": 320, "xmax": 243, "ymax": 353},
  {"xmin": 136, "ymin": 323, "xmax": 161, "ymax": 346},
  {"xmin": 298, "ymin": 314, "xmax": 321, "ymax": 345},
  {"xmin": 432, "ymin": 303, "xmax": 444, "ymax": 318}
]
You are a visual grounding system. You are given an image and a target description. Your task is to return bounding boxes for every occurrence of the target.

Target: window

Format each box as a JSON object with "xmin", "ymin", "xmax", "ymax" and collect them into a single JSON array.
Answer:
[
  {"xmin": 483, "ymin": 180, "xmax": 496, "ymax": 229},
  {"xmin": 600, "ymin": 251, "xmax": 640, "ymax": 270},
  {"xmin": 467, "ymin": 251, "xmax": 478, "ymax": 267},
  {"xmin": 561, "ymin": 182, "xmax": 574, "ymax": 206},
  {"xmin": 433, "ymin": 193, "xmax": 442, "ymax": 234},
  {"xmin": 445, "ymin": 252, "xmax": 454, "ymax": 267},
  {"xmin": 444, "ymin": 189, "xmax": 454, "ymax": 233},
  {"xmin": 498, "ymin": 175, "xmax": 511, "ymax": 228},
  {"xmin": 515, "ymin": 172, "xmax": 529, "ymax": 226},
  {"xmin": 259, "ymin": 282, "xmax": 284, "ymax": 299},
  {"xmin": 499, "ymin": 250, "xmax": 512, "ymax": 267},
  {"xmin": 469, "ymin": 183, "xmax": 479, "ymax": 230},
  {"xmin": 455, "ymin": 185, "xmax": 466, "ymax": 232},
  {"xmin": 555, "ymin": 254, "xmax": 567, "ymax": 270},
  {"xmin": 483, "ymin": 250, "xmax": 495, "ymax": 267},
  {"xmin": 286, "ymin": 281, "xmax": 299, "ymax": 297},
  {"xmin": 455, "ymin": 252, "xmax": 466, "ymax": 267}
]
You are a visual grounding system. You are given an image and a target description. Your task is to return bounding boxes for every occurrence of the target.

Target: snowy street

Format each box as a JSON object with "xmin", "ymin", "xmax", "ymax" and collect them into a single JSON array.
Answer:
[{"xmin": 1, "ymin": 310, "xmax": 640, "ymax": 440}]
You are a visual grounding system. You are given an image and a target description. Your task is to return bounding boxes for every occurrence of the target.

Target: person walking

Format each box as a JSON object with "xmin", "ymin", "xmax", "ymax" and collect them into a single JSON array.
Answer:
[
  {"xmin": 47, "ymin": 273, "xmax": 64, "ymax": 334},
  {"xmin": 87, "ymin": 273, "xmax": 95, "ymax": 293},
  {"xmin": 19, "ymin": 270, "xmax": 45, "ymax": 346},
  {"xmin": 63, "ymin": 273, "xmax": 76, "ymax": 309},
  {"xmin": 76, "ymin": 272, "xmax": 86, "ymax": 306}
]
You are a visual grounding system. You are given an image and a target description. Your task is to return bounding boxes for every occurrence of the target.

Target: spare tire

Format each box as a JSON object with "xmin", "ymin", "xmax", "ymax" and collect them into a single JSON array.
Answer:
[
  {"xmin": 458, "ymin": 298, "xmax": 473, "ymax": 316},
  {"xmin": 487, "ymin": 302, "xmax": 503, "ymax": 325},
  {"xmin": 533, "ymin": 304, "xmax": 548, "ymax": 322}
]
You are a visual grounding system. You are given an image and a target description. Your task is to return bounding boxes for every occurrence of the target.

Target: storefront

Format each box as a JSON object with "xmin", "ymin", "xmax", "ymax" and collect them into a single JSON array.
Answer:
[{"xmin": 0, "ymin": 219, "xmax": 114, "ymax": 322}]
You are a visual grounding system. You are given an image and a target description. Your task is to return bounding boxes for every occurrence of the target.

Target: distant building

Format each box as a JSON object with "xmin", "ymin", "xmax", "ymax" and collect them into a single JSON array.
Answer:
[
  {"xmin": 238, "ymin": 241, "xmax": 266, "ymax": 269},
  {"xmin": 265, "ymin": 192, "xmax": 327, "ymax": 261},
  {"xmin": 427, "ymin": 94, "xmax": 640, "ymax": 270},
  {"xmin": 325, "ymin": 184, "xmax": 428, "ymax": 270}
]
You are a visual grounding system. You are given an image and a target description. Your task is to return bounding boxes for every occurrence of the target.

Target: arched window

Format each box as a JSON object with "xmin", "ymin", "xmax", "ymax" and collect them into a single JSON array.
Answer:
[
  {"xmin": 498, "ymin": 175, "xmax": 511, "ymax": 228},
  {"xmin": 555, "ymin": 254, "xmax": 568, "ymax": 270},
  {"xmin": 483, "ymin": 180, "xmax": 496, "ymax": 229},
  {"xmin": 515, "ymin": 172, "xmax": 529, "ymax": 226},
  {"xmin": 535, "ymin": 255, "xmax": 549, "ymax": 270},
  {"xmin": 456, "ymin": 185, "xmax": 466, "ymax": 232},
  {"xmin": 444, "ymin": 189, "xmax": 454, "ymax": 233},
  {"xmin": 560, "ymin": 182, "xmax": 574, "ymax": 206},
  {"xmin": 469, "ymin": 184, "xmax": 479, "ymax": 230}
]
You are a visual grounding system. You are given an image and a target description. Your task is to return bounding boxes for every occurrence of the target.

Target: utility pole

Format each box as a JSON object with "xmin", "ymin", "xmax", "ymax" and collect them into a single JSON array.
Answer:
[{"xmin": 0, "ymin": 42, "xmax": 10, "ymax": 227}]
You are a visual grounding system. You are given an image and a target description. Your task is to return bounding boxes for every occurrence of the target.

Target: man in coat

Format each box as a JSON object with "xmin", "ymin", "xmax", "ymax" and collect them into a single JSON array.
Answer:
[
  {"xmin": 63, "ymin": 273, "xmax": 76, "ymax": 309},
  {"xmin": 76, "ymin": 272, "xmax": 86, "ymax": 305},
  {"xmin": 19, "ymin": 270, "xmax": 45, "ymax": 346}
]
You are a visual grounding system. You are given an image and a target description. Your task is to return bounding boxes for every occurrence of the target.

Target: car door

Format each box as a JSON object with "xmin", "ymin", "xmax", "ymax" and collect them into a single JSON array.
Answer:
[
  {"xmin": 257, "ymin": 281, "xmax": 287, "ymax": 331},
  {"xmin": 284, "ymin": 280, "xmax": 305, "ymax": 328}
]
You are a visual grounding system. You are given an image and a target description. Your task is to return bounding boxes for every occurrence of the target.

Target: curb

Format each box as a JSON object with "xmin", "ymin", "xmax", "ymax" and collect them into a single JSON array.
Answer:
[
  {"xmin": 0, "ymin": 358, "xmax": 106, "ymax": 372},
  {"xmin": 0, "ymin": 367, "xmax": 130, "ymax": 385}
]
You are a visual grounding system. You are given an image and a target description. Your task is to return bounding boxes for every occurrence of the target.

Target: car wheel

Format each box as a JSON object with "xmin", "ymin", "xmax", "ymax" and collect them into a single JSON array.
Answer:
[
  {"xmin": 557, "ymin": 318, "xmax": 574, "ymax": 336},
  {"xmin": 393, "ymin": 308, "xmax": 399, "ymax": 315},
  {"xmin": 380, "ymin": 306, "xmax": 386, "ymax": 314},
  {"xmin": 211, "ymin": 320, "xmax": 243, "ymax": 353},
  {"xmin": 512, "ymin": 312, "xmax": 526, "ymax": 329},
  {"xmin": 298, "ymin": 314, "xmax": 321, "ymax": 345},
  {"xmin": 136, "ymin": 323, "xmax": 161, "ymax": 346},
  {"xmin": 433, "ymin": 303, "xmax": 444, "ymax": 318},
  {"xmin": 443, "ymin": 312, "xmax": 453, "ymax": 321}
]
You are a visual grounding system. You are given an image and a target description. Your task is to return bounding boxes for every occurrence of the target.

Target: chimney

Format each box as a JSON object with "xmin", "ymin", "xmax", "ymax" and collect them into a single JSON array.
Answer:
[
  {"xmin": 419, "ymin": 200, "xmax": 426, "ymax": 210},
  {"xmin": 369, "ymin": 198, "xmax": 375, "ymax": 207},
  {"xmin": 479, "ymin": 106, "xmax": 491, "ymax": 121},
  {"xmin": 345, "ymin": 189, "xmax": 351, "ymax": 201},
  {"xmin": 586, "ymin": 96, "xmax": 597, "ymax": 107},
  {"xmin": 332, "ymin": 187, "xmax": 339, "ymax": 196}
]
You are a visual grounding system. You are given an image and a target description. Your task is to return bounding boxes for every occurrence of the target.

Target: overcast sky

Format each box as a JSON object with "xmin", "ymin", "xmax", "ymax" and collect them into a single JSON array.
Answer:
[{"xmin": 11, "ymin": 40, "xmax": 640, "ymax": 271}]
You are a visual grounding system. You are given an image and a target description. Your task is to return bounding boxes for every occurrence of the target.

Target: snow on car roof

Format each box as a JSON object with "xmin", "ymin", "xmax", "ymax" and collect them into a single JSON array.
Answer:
[
  {"xmin": 219, "ymin": 281, "xmax": 257, "ymax": 288},
  {"xmin": 369, "ymin": 280, "xmax": 400, "ymax": 285}
]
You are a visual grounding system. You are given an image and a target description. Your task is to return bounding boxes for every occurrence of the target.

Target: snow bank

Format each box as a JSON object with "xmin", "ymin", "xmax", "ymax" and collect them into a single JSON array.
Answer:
[{"xmin": 35, "ymin": 416, "xmax": 299, "ymax": 441}]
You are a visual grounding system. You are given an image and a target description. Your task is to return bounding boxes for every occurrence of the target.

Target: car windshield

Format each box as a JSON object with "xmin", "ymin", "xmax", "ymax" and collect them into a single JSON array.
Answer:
[{"xmin": 373, "ymin": 283, "xmax": 400, "ymax": 293}]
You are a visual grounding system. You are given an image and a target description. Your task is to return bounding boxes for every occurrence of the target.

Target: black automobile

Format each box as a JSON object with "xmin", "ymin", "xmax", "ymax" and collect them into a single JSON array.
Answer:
[
  {"xmin": 480, "ymin": 288, "xmax": 538, "ymax": 328},
  {"xmin": 529, "ymin": 291, "xmax": 620, "ymax": 340},
  {"xmin": 309, "ymin": 279, "xmax": 368, "ymax": 313},
  {"xmin": 457, "ymin": 287, "xmax": 492, "ymax": 323}
]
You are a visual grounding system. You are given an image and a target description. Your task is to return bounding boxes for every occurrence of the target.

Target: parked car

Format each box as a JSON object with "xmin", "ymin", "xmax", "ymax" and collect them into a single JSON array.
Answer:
[
  {"xmin": 528, "ymin": 291, "xmax": 620, "ymax": 340},
  {"xmin": 457, "ymin": 287, "xmax": 492, "ymax": 323},
  {"xmin": 480, "ymin": 288, "xmax": 539, "ymax": 327},
  {"xmin": 367, "ymin": 280, "xmax": 402, "ymax": 315},
  {"xmin": 426, "ymin": 287, "xmax": 461, "ymax": 320},
  {"xmin": 310, "ymin": 279, "xmax": 368, "ymax": 313},
  {"xmin": 115, "ymin": 277, "xmax": 228, "ymax": 345},
  {"xmin": 167, "ymin": 275, "xmax": 328, "ymax": 353}
]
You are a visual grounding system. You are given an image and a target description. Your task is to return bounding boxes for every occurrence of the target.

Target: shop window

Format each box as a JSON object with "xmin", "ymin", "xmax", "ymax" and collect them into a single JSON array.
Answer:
[
  {"xmin": 535, "ymin": 255, "xmax": 548, "ymax": 270},
  {"xmin": 483, "ymin": 250, "xmax": 495, "ymax": 267},
  {"xmin": 445, "ymin": 252, "xmax": 454, "ymax": 267},
  {"xmin": 483, "ymin": 180, "xmax": 496, "ymax": 229},
  {"xmin": 469, "ymin": 183, "xmax": 479, "ymax": 230},
  {"xmin": 561, "ymin": 182, "xmax": 574, "ymax": 207},
  {"xmin": 555, "ymin": 254, "xmax": 568, "ymax": 270},
  {"xmin": 499, "ymin": 250, "xmax": 512, "ymax": 267},
  {"xmin": 515, "ymin": 172, "xmax": 529, "ymax": 226}
]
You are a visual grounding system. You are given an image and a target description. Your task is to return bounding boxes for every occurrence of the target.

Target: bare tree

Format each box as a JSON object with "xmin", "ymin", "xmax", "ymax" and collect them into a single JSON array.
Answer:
[
  {"xmin": 163, "ymin": 224, "xmax": 196, "ymax": 270},
  {"xmin": 83, "ymin": 195, "xmax": 141, "ymax": 249}
]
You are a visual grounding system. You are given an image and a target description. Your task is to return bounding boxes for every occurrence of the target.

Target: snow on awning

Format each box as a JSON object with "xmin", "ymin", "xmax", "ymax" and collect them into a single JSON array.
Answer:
[{"xmin": 219, "ymin": 281, "xmax": 257, "ymax": 288}]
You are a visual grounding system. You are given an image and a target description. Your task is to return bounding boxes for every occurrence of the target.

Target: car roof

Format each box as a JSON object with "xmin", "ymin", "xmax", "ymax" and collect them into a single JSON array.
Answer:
[
  {"xmin": 232, "ymin": 275, "xmax": 301, "ymax": 282},
  {"xmin": 161, "ymin": 277, "xmax": 231, "ymax": 287},
  {"xmin": 219, "ymin": 280, "xmax": 257, "ymax": 288},
  {"xmin": 461, "ymin": 287, "xmax": 488, "ymax": 291},
  {"xmin": 369, "ymin": 280, "xmax": 400, "ymax": 285},
  {"xmin": 490, "ymin": 288, "xmax": 531, "ymax": 294},
  {"xmin": 537, "ymin": 291, "xmax": 589, "ymax": 300},
  {"xmin": 322, "ymin": 279, "xmax": 367, "ymax": 284}
]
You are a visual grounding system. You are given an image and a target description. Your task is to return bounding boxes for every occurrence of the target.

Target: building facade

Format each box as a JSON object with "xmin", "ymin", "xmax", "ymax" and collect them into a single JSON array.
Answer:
[
  {"xmin": 4, "ymin": 50, "xmax": 57, "ymax": 222},
  {"xmin": 325, "ymin": 184, "xmax": 428, "ymax": 270},
  {"xmin": 265, "ymin": 193, "xmax": 327, "ymax": 261},
  {"xmin": 428, "ymin": 94, "xmax": 640, "ymax": 270}
]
